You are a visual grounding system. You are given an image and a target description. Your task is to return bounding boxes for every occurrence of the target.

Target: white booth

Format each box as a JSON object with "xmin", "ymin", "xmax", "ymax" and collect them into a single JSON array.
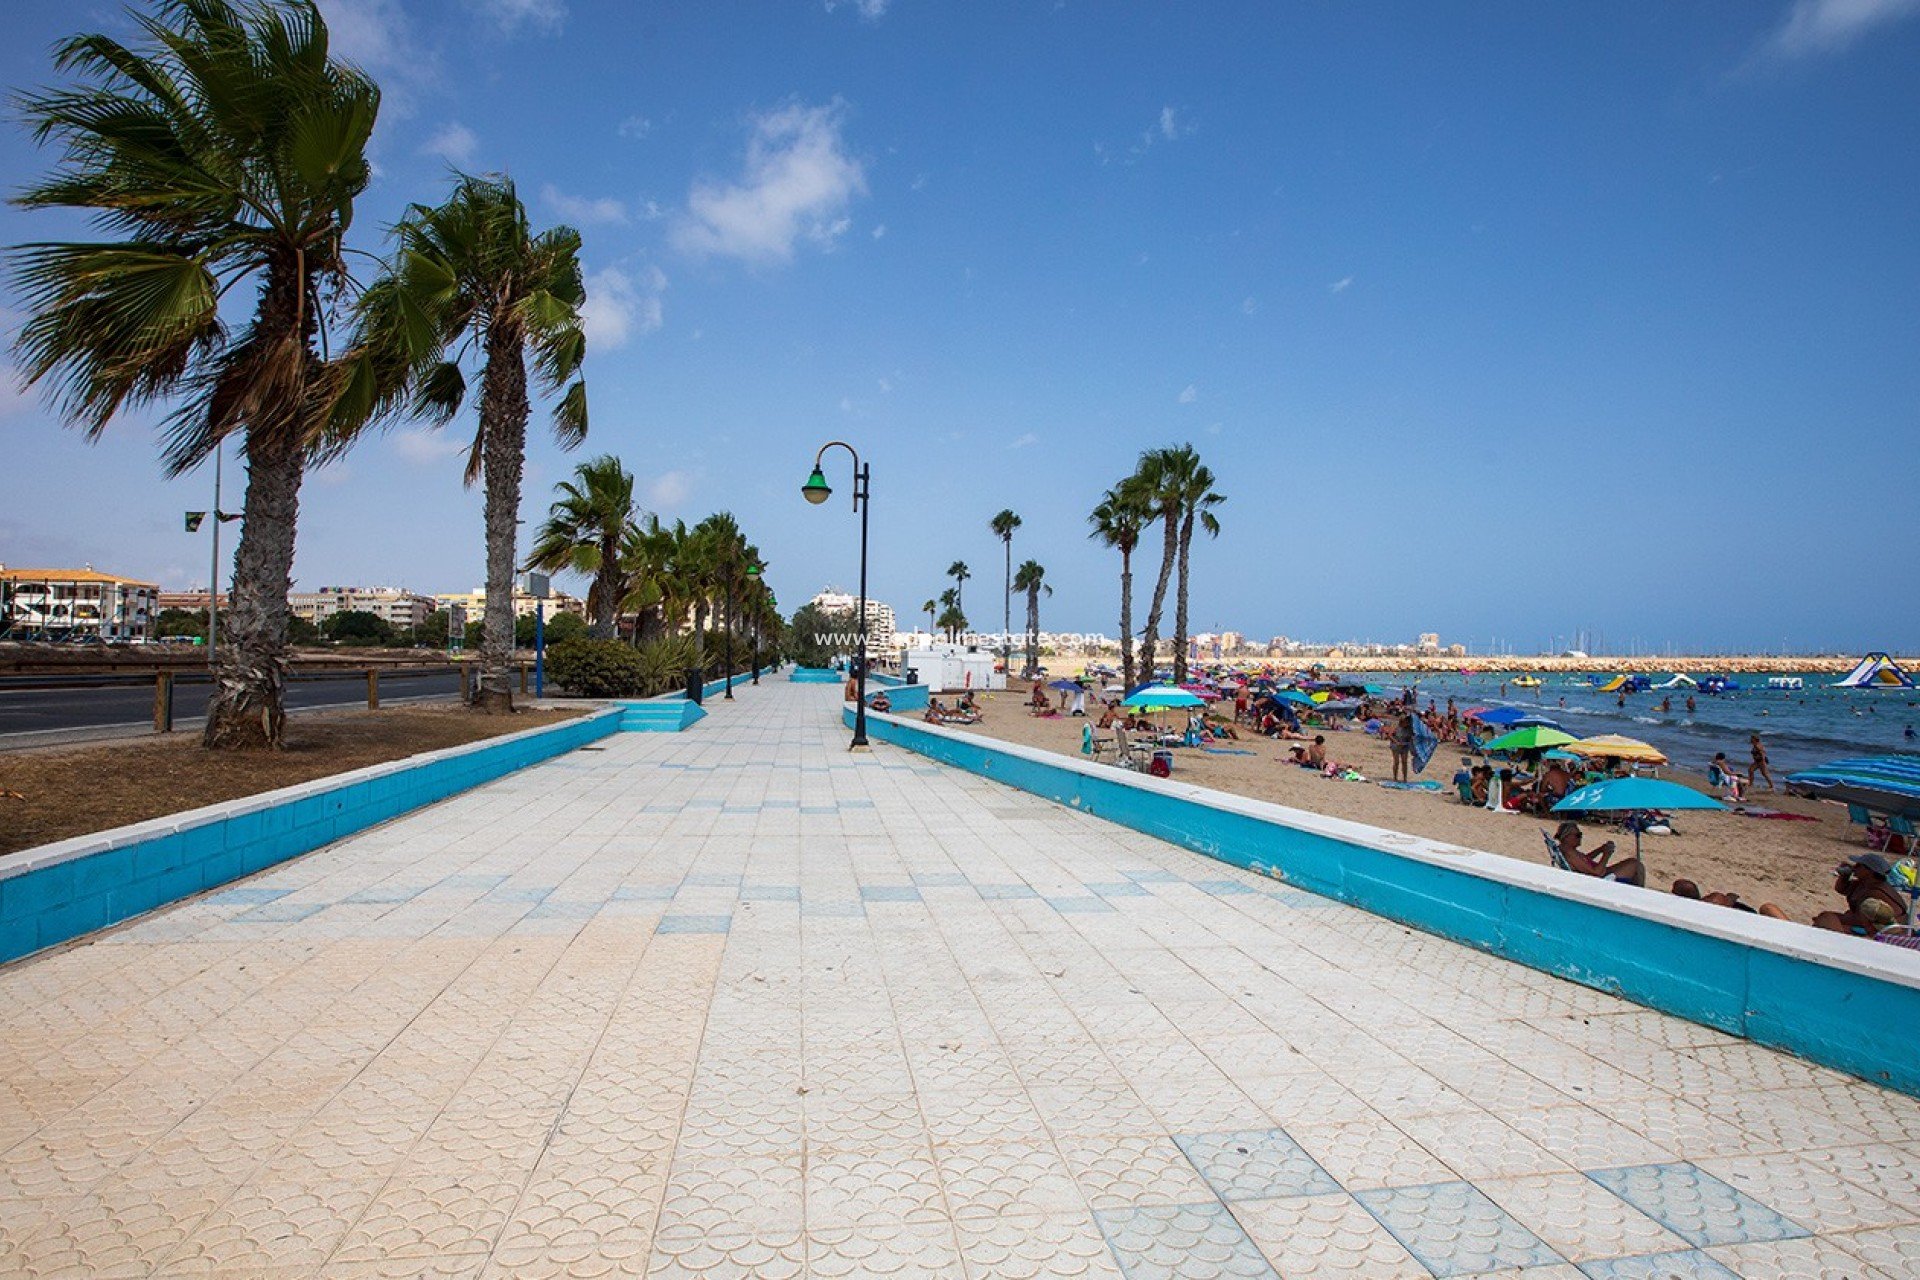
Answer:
[{"xmin": 902, "ymin": 643, "xmax": 1003, "ymax": 694}]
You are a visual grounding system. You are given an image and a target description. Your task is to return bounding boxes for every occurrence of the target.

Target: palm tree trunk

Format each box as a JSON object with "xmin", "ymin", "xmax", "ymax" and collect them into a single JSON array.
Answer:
[
  {"xmin": 1173, "ymin": 509, "xmax": 1196, "ymax": 684},
  {"xmin": 1119, "ymin": 547, "xmax": 1135, "ymax": 688},
  {"xmin": 202, "ymin": 426, "xmax": 302, "ymax": 748},
  {"xmin": 476, "ymin": 324, "xmax": 530, "ymax": 714},
  {"xmin": 591, "ymin": 534, "xmax": 618, "ymax": 639},
  {"xmin": 203, "ymin": 253, "xmax": 307, "ymax": 750},
  {"xmin": 1026, "ymin": 590, "xmax": 1039, "ymax": 676},
  {"xmin": 1002, "ymin": 541, "xmax": 1012, "ymax": 672},
  {"xmin": 1138, "ymin": 511, "xmax": 1179, "ymax": 682}
]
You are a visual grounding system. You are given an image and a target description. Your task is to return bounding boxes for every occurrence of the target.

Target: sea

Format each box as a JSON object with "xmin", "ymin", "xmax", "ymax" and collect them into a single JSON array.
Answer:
[{"xmin": 1351, "ymin": 670, "xmax": 1920, "ymax": 777}]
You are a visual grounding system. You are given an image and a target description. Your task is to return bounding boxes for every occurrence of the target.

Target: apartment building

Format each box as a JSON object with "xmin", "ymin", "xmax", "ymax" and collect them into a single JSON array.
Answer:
[{"xmin": 0, "ymin": 565, "xmax": 158, "ymax": 640}]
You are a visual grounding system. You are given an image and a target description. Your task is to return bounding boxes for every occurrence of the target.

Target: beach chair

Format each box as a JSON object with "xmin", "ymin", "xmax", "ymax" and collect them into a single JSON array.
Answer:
[
  {"xmin": 1455, "ymin": 777, "xmax": 1477, "ymax": 805},
  {"xmin": 1540, "ymin": 830, "xmax": 1574, "ymax": 873},
  {"xmin": 1082, "ymin": 723, "xmax": 1115, "ymax": 764},
  {"xmin": 1112, "ymin": 726, "xmax": 1150, "ymax": 771}
]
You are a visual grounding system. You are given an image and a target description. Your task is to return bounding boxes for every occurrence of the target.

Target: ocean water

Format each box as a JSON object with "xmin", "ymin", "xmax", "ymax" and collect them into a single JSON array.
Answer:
[{"xmin": 1352, "ymin": 671, "xmax": 1920, "ymax": 776}]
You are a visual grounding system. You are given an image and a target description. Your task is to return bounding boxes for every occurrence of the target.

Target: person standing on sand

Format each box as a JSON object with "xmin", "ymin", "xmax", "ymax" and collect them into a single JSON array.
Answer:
[
  {"xmin": 1748, "ymin": 732, "xmax": 1775, "ymax": 792},
  {"xmin": 1389, "ymin": 711, "xmax": 1414, "ymax": 782}
]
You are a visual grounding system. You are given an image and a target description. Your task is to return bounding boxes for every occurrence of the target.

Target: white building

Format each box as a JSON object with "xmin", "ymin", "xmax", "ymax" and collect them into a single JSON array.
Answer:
[
  {"xmin": 1, "ymin": 565, "xmax": 157, "ymax": 641},
  {"xmin": 291, "ymin": 586, "xmax": 437, "ymax": 630},
  {"xmin": 809, "ymin": 588, "xmax": 895, "ymax": 653},
  {"xmin": 901, "ymin": 642, "xmax": 1003, "ymax": 693},
  {"xmin": 435, "ymin": 587, "xmax": 587, "ymax": 622}
]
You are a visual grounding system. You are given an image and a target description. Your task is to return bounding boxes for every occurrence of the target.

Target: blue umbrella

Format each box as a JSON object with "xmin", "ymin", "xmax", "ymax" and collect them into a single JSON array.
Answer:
[
  {"xmin": 1474, "ymin": 707, "xmax": 1527, "ymax": 726},
  {"xmin": 1554, "ymin": 776, "xmax": 1725, "ymax": 860},
  {"xmin": 1048, "ymin": 679, "xmax": 1082, "ymax": 692},
  {"xmin": 1786, "ymin": 756, "xmax": 1920, "ymax": 821},
  {"xmin": 1268, "ymin": 690, "xmax": 1317, "ymax": 706},
  {"xmin": 1122, "ymin": 685, "xmax": 1204, "ymax": 709},
  {"xmin": 1512, "ymin": 714, "xmax": 1565, "ymax": 730}
]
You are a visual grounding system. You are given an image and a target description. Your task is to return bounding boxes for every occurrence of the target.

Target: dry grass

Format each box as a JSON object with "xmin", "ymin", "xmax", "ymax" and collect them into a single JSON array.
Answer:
[{"xmin": 0, "ymin": 704, "xmax": 582, "ymax": 856}]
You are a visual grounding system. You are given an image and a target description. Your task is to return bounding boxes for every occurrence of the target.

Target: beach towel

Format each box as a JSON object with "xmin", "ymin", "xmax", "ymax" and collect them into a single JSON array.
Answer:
[
  {"xmin": 1202, "ymin": 747, "xmax": 1256, "ymax": 756},
  {"xmin": 1379, "ymin": 780, "xmax": 1442, "ymax": 792},
  {"xmin": 1411, "ymin": 718, "xmax": 1438, "ymax": 774},
  {"xmin": 1730, "ymin": 806, "xmax": 1819, "ymax": 822}
]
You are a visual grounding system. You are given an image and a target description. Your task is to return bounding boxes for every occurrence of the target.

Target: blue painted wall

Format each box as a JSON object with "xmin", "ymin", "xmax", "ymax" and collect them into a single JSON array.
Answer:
[
  {"xmin": 0, "ymin": 709, "xmax": 621, "ymax": 966},
  {"xmin": 849, "ymin": 708, "xmax": 1920, "ymax": 1097},
  {"xmin": 790, "ymin": 667, "xmax": 841, "ymax": 684},
  {"xmin": 618, "ymin": 700, "xmax": 707, "ymax": 731}
]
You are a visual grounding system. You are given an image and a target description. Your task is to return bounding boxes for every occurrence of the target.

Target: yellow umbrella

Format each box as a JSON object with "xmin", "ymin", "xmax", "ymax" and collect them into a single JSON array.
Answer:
[{"xmin": 1567, "ymin": 734, "xmax": 1669, "ymax": 765}]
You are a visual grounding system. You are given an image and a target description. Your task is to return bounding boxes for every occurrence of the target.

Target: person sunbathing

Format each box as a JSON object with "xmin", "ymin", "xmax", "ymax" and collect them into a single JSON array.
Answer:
[
  {"xmin": 1471, "ymin": 765, "xmax": 1492, "ymax": 805},
  {"xmin": 1553, "ymin": 821, "xmax": 1646, "ymax": 886},
  {"xmin": 924, "ymin": 697, "xmax": 946, "ymax": 724},
  {"xmin": 1672, "ymin": 879, "xmax": 1787, "ymax": 918},
  {"xmin": 1813, "ymin": 854, "xmax": 1908, "ymax": 937},
  {"xmin": 869, "ymin": 691, "xmax": 892, "ymax": 713}
]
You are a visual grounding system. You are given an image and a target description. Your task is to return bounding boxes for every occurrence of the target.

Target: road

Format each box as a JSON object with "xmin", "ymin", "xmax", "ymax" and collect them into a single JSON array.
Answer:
[{"xmin": 0, "ymin": 668, "xmax": 465, "ymax": 745}]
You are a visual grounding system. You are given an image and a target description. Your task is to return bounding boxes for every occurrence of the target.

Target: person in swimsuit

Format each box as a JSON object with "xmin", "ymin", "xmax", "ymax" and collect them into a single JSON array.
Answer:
[
  {"xmin": 1813, "ymin": 854, "xmax": 1908, "ymax": 937},
  {"xmin": 1748, "ymin": 732, "xmax": 1775, "ymax": 792},
  {"xmin": 1554, "ymin": 821, "xmax": 1646, "ymax": 887},
  {"xmin": 1389, "ymin": 713, "xmax": 1414, "ymax": 782}
]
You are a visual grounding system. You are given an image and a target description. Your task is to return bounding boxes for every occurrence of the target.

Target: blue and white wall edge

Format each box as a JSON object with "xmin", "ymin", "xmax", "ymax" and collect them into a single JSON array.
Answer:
[{"xmin": 847, "ymin": 702, "xmax": 1920, "ymax": 1097}]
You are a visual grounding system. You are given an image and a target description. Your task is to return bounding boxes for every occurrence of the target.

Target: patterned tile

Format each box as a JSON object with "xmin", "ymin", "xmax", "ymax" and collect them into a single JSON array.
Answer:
[
  {"xmin": 1046, "ymin": 897, "xmax": 1119, "ymax": 914},
  {"xmin": 1476, "ymin": 1173, "xmax": 1688, "ymax": 1263},
  {"xmin": 231, "ymin": 901, "xmax": 327, "ymax": 923},
  {"xmin": 1574, "ymin": 1250, "xmax": 1742, "ymax": 1280},
  {"xmin": 1354, "ymin": 1181, "xmax": 1564, "ymax": 1278},
  {"xmin": 613, "ymin": 884, "xmax": 679, "ymax": 900},
  {"xmin": 1093, "ymin": 1202, "xmax": 1280, "ymax": 1280},
  {"xmin": 1708, "ymin": 1235, "xmax": 1900, "ymax": 1280},
  {"xmin": 1230, "ymin": 1192, "xmax": 1428, "ymax": 1279},
  {"xmin": 975, "ymin": 884, "xmax": 1043, "ymax": 900},
  {"xmin": 1585, "ymin": 1164, "xmax": 1808, "ymax": 1249},
  {"xmin": 860, "ymin": 885, "xmax": 924, "ymax": 902},
  {"xmin": 954, "ymin": 1211, "xmax": 1127, "ymax": 1279},
  {"xmin": 655, "ymin": 915, "xmax": 732, "ymax": 935},
  {"xmin": 740, "ymin": 884, "xmax": 801, "ymax": 901},
  {"xmin": 206, "ymin": 888, "xmax": 293, "ymax": 905},
  {"xmin": 1173, "ymin": 1129, "xmax": 1339, "ymax": 1202}
]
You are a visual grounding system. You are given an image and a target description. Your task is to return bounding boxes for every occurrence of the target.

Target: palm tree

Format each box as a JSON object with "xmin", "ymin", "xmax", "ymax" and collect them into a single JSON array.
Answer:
[
  {"xmin": 1088, "ymin": 481, "xmax": 1150, "ymax": 686},
  {"xmin": 525, "ymin": 455, "xmax": 636, "ymax": 638},
  {"xmin": 1169, "ymin": 452, "xmax": 1224, "ymax": 683},
  {"xmin": 920, "ymin": 598, "xmax": 937, "ymax": 635},
  {"xmin": 1131, "ymin": 449, "xmax": 1183, "ymax": 683},
  {"xmin": 11, "ymin": 0, "xmax": 380, "ymax": 748},
  {"xmin": 1012, "ymin": 559, "xmax": 1050, "ymax": 678},
  {"xmin": 947, "ymin": 560, "xmax": 971, "ymax": 615},
  {"xmin": 989, "ymin": 510, "xmax": 1021, "ymax": 670},
  {"xmin": 616, "ymin": 513, "xmax": 681, "ymax": 643},
  {"xmin": 355, "ymin": 174, "xmax": 588, "ymax": 713},
  {"xmin": 937, "ymin": 587, "xmax": 965, "ymax": 642}
]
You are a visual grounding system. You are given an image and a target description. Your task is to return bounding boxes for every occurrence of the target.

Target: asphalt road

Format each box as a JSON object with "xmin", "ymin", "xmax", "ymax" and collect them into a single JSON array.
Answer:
[{"xmin": 0, "ymin": 669, "xmax": 465, "ymax": 744}]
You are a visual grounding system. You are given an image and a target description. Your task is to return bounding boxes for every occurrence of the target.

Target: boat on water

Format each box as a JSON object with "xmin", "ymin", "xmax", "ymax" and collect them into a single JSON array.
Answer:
[
  {"xmin": 1766, "ymin": 676, "xmax": 1804, "ymax": 691},
  {"xmin": 1511, "ymin": 675, "xmax": 1542, "ymax": 688},
  {"xmin": 1699, "ymin": 675, "xmax": 1741, "ymax": 694}
]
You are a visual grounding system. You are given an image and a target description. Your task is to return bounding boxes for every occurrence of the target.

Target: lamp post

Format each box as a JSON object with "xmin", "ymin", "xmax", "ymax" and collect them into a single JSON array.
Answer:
[
  {"xmin": 802, "ymin": 442, "xmax": 870, "ymax": 749},
  {"xmin": 723, "ymin": 560, "xmax": 736, "ymax": 701},
  {"xmin": 747, "ymin": 563, "xmax": 763, "ymax": 685}
]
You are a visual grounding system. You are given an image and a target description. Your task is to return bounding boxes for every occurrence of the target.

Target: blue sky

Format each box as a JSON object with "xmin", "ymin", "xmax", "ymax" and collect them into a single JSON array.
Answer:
[{"xmin": 3, "ymin": 0, "xmax": 1917, "ymax": 654}]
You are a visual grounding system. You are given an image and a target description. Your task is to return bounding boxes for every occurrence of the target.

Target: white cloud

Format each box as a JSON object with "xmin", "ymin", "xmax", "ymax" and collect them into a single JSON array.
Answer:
[
  {"xmin": 1758, "ymin": 0, "xmax": 1920, "ymax": 59},
  {"xmin": 580, "ymin": 265, "xmax": 666, "ymax": 350},
  {"xmin": 648, "ymin": 470, "xmax": 692, "ymax": 508},
  {"xmin": 877, "ymin": 377, "xmax": 892, "ymax": 393},
  {"xmin": 0, "ymin": 363, "xmax": 36, "ymax": 418},
  {"xmin": 1206, "ymin": 422, "xmax": 1223, "ymax": 435},
  {"xmin": 838, "ymin": 396, "xmax": 855, "ymax": 413},
  {"xmin": 540, "ymin": 183, "xmax": 628, "ymax": 226},
  {"xmin": 1177, "ymin": 384, "xmax": 1198, "ymax": 404},
  {"xmin": 910, "ymin": 173, "xmax": 929, "ymax": 191},
  {"xmin": 1329, "ymin": 276, "xmax": 1353, "ymax": 294},
  {"xmin": 871, "ymin": 223, "xmax": 888, "ymax": 239},
  {"xmin": 472, "ymin": 0, "xmax": 567, "ymax": 35},
  {"xmin": 1008, "ymin": 432, "xmax": 1038, "ymax": 449},
  {"xmin": 318, "ymin": 0, "xmax": 433, "ymax": 110},
  {"xmin": 617, "ymin": 115, "xmax": 654, "ymax": 139},
  {"xmin": 1158, "ymin": 106, "xmax": 1181, "ymax": 141},
  {"xmin": 672, "ymin": 101, "xmax": 868, "ymax": 264},
  {"xmin": 824, "ymin": 0, "xmax": 891, "ymax": 19},
  {"xmin": 420, "ymin": 121, "xmax": 478, "ymax": 167},
  {"xmin": 1240, "ymin": 296, "xmax": 1258, "ymax": 315},
  {"xmin": 392, "ymin": 428, "xmax": 467, "ymax": 465}
]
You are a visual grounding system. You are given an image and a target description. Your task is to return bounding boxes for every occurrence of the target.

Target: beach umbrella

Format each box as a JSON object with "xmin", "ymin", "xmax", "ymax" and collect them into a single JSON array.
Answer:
[
  {"xmin": 1542, "ymin": 749, "xmax": 1583, "ymax": 762},
  {"xmin": 1485, "ymin": 726, "xmax": 1578, "ymax": 753},
  {"xmin": 1122, "ymin": 685, "xmax": 1204, "ymax": 709},
  {"xmin": 1270, "ymin": 690, "xmax": 1316, "ymax": 706},
  {"xmin": 1511, "ymin": 714, "xmax": 1565, "ymax": 730},
  {"xmin": 1314, "ymin": 698, "xmax": 1361, "ymax": 714},
  {"xmin": 1048, "ymin": 679, "xmax": 1082, "ymax": 692},
  {"xmin": 1567, "ymin": 734, "xmax": 1669, "ymax": 766},
  {"xmin": 1786, "ymin": 756, "xmax": 1920, "ymax": 821},
  {"xmin": 1553, "ymin": 776, "xmax": 1725, "ymax": 861},
  {"xmin": 1473, "ymin": 707, "xmax": 1527, "ymax": 727}
]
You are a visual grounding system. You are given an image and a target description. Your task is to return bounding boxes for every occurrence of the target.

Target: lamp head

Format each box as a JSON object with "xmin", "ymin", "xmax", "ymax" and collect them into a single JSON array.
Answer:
[
  {"xmin": 745, "ymin": 563, "xmax": 761, "ymax": 578},
  {"xmin": 801, "ymin": 467, "xmax": 832, "ymax": 505}
]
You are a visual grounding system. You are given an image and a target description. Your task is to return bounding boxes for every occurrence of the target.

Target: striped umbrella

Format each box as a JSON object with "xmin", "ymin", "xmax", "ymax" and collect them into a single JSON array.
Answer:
[{"xmin": 1786, "ymin": 756, "xmax": 1920, "ymax": 820}]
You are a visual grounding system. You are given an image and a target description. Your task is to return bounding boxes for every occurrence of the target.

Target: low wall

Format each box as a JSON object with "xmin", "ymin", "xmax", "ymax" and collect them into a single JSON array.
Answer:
[
  {"xmin": 619, "ymin": 700, "xmax": 706, "ymax": 731},
  {"xmin": 0, "ymin": 709, "xmax": 622, "ymax": 966},
  {"xmin": 655, "ymin": 663, "xmax": 776, "ymax": 703},
  {"xmin": 848, "ymin": 707, "xmax": 1920, "ymax": 1096},
  {"xmin": 790, "ymin": 666, "xmax": 841, "ymax": 684}
]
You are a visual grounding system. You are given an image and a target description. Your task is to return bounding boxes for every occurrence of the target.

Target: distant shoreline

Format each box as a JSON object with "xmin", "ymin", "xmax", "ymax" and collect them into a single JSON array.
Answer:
[{"xmin": 1200, "ymin": 655, "xmax": 1915, "ymax": 676}]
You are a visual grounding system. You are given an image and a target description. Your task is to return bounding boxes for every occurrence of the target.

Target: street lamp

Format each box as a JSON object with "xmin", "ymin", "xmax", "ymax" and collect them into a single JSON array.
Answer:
[
  {"xmin": 746, "ymin": 563, "xmax": 763, "ymax": 685},
  {"xmin": 801, "ymin": 442, "xmax": 870, "ymax": 749}
]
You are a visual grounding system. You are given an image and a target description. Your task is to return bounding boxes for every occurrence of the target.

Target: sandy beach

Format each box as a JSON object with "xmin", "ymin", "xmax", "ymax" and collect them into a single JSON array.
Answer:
[{"xmin": 938, "ymin": 688, "xmax": 1875, "ymax": 923}]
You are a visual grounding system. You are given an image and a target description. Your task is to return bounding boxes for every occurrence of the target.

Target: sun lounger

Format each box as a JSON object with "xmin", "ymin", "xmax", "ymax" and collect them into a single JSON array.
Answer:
[{"xmin": 1540, "ymin": 829, "xmax": 1575, "ymax": 873}]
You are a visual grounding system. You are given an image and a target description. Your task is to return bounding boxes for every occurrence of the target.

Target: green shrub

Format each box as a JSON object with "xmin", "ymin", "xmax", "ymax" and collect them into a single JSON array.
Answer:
[
  {"xmin": 634, "ymin": 635, "xmax": 699, "ymax": 695},
  {"xmin": 544, "ymin": 638, "xmax": 647, "ymax": 697}
]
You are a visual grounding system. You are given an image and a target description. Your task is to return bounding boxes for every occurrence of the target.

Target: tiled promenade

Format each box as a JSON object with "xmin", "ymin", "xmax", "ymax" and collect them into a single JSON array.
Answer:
[{"xmin": 2, "ymin": 683, "xmax": 1918, "ymax": 1279}]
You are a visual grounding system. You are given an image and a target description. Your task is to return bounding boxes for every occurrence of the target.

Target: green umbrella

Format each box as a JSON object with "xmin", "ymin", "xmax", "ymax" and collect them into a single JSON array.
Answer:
[{"xmin": 1485, "ymin": 726, "xmax": 1578, "ymax": 753}]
